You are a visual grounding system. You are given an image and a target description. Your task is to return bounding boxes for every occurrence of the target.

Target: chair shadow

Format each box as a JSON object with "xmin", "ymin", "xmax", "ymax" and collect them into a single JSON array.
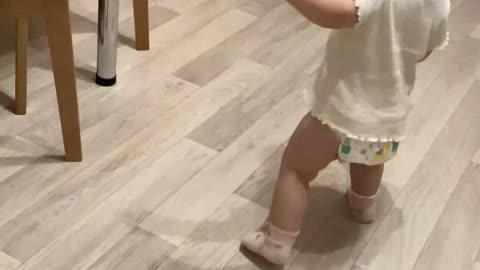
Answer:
[
  {"xmin": 150, "ymin": 182, "xmax": 401, "ymax": 270},
  {"xmin": 0, "ymin": 136, "xmax": 64, "ymax": 166},
  {"xmin": 75, "ymin": 65, "xmax": 97, "ymax": 83},
  {"xmin": 0, "ymin": 12, "xmax": 136, "ymax": 86},
  {"xmin": 0, "ymin": 155, "xmax": 64, "ymax": 167},
  {"xmin": 45, "ymin": 12, "xmax": 135, "ymax": 83},
  {"xmin": 68, "ymin": 12, "xmax": 136, "ymax": 49},
  {"xmin": 0, "ymin": 89, "xmax": 14, "ymax": 113},
  {"xmin": 301, "ymin": 185, "xmax": 400, "ymax": 253},
  {"xmin": 230, "ymin": 185, "xmax": 402, "ymax": 270}
]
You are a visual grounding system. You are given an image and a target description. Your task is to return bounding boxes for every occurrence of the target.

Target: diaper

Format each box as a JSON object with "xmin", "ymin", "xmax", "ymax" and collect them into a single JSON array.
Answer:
[{"xmin": 335, "ymin": 132, "xmax": 400, "ymax": 166}]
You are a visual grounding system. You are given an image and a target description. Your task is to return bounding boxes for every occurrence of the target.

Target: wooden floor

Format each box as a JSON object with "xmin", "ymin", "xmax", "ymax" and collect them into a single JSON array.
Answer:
[{"xmin": 0, "ymin": 0, "xmax": 479, "ymax": 269}]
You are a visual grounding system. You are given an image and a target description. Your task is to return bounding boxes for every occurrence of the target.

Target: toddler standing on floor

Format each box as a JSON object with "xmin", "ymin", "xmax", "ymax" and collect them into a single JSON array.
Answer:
[{"xmin": 241, "ymin": 0, "xmax": 450, "ymax": 265}]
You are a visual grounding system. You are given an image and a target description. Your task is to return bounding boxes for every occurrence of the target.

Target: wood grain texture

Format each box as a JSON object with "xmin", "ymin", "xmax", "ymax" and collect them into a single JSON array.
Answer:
[
  {"xmin": 353, "ymin": 82, "xmax": 480, "ymax": 270},
  {"xmin": 117, "ymin": 9, "xmax": 257, "ymax": 86},
  {"xmin": 1, "ymin": 0, "xmax": 480, "ymax": 269},
  {"xmin": 1, "ymin": 2, "xmax": 233, "ymax": 137},
  {"xmin": 18, "ymin": 139, "xmax": 215, "ymax": 270},
  {"xmin": 0, "ymin": 76, "xmax": 197, "ymax": 234},
  {"xmin": 1, "ymin": 0, "xmax": 84, "ymax": 161},
  {"xmin": 386, "ymin": 37, "xmax": 480, "ymax": 192},
  {"xmin": 0, "ymin": 154, "xmax": 68, "ymax": 225},
  {"xmin": 68, "ymin": 0, "xmax": 147, "ymax": 27},
  {"xmin": 0, "ymin": 0, "xmax": 239, "ymax": 120},
  {"xmin": 0, "ymin": 7, "xmax": 254, "ymax": 242},
  {"xmin": 0, "ymin": 57, "xmax": 258, "ymax": 263},
  {"xmin": 0, "ymin": 136, "xmax": 46, "ymax": 182},
  {"xmin": 88, "ymin": 227, "xmax": 175, "ymax": 270},
  {"xmin": 155, "ymin": 0, "xmax": 210, "ymax": 13},
  {"xmin": 1, "ymin": 5, "xmax": 175, "ymax": 109},
  {"xmin": 140, "ymin": 89, "xmax": 308, "ymax": 247},
  {"xmin": 233, "ymin": 55, "xmax": 323, "ymax": 208},
  {"xmin": 148, "ymin": 0, "xmax": 251, "ymax": 48},
  {"xmin": 157, "ymin": 194, "xmax": 268, "ymax": 270},
  {"xmin": 448, "ymin": 0, "xmax": 480, "ymax": 37},
  {"xmin": 0, "ymin": 56, "xmax": 265, "ymax": 265},
  {"xmin": 225, "ymin": 252, "xmax": 272, "ymax": 270},
  {"xmin": 174, "ymin": 3, "xmax": 307, "ymax": 86},
  {"xmin": 0, "ymin": 251, "xmax": 20, "ymax": 270},
  {"xmin": 411, "ymin": 163, "xmax": 480, "ymax": 270},
  {"xmin": 2, "ymin": 33, "xmax": 93, "ymax": 109},
  {"xmin": 21, "ymin": 9, "xmax": 255, "ymax": 150},
  {"xmin": 238, "ymin": 0, "xmax": 282, "ymax": 17},
  {"xmin": 5, "ymin": 74, "xmax": 129, "ymax": 140},
  {"xmin": 235, "ymin": 142, "xmax": 286, "ymax": 208},
  {"xmin": 471, "ymin": 24, "xmax": 480, "ymax": 39},
  {"xmin": 187, "ymin": 31, "xmax": 325, "ymax": 151},
  {"xmin": 248, "ymin": 23, "xmax": 321, "ymax": 68},
  {"xmin": 120, "ymin": 5, "xmax": 178, "ymax": 49}
]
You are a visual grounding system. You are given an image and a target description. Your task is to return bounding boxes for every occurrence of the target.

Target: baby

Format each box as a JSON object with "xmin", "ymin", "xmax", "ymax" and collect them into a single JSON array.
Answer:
[{"xmin": 242, "ymin": 0, "xmax": 450, "ymax": 265}]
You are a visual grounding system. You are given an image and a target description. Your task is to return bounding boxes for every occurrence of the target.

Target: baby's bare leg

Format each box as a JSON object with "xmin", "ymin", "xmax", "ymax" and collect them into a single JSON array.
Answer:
[
  {"xmin": 242, "ymin": 114, "xmax": 359, "ymax": 264},
  {"xmin": 269, "ymin": 113, "xmax": 339, "ymax": 232},
  {"xmin": 350, "ymin": 163, "xmax": 384, "ymax": 196},
  {"xmin": 349, "ymin": 163, "xmax": 384, "ymax": 223}
]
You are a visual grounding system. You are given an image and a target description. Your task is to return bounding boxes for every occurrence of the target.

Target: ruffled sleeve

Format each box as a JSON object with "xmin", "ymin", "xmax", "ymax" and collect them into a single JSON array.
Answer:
[
  {"xmin": 427, "ymin": 0, "xmax": 451, "ymax": 50},
  {"xmin": 354, "ymin": 0, "xmax": 377, "ymax": 26},
  {"xmin": 428, "ymin": 19, "xmax": 450, "ymax": 50}
]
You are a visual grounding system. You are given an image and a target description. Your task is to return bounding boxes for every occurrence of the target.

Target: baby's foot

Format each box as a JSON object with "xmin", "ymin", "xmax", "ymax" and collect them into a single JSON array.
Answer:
[
  {"xmin": 348, "ymin": 189, "xmax": 378, "ymax": 224},
  {"xmin": 241, "ymin": 223, "xmax": 298, "ymax": 265}
]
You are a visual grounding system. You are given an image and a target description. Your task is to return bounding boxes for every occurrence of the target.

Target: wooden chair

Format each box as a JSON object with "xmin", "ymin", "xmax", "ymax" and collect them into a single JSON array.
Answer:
[
  {"xmin": 14, "ymin": 0, "xmax": 150, "ymax": 115},
  {"xmin": 133, "ymin": 0, "xmax": 150, "ymax": 51},
  {"xmin": 2, "ymin": 0, "xmax": 83, "ymax": 161}
]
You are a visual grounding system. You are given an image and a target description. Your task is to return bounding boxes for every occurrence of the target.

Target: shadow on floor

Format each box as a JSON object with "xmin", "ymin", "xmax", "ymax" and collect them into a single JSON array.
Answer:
[
  {"xmin": 0, "ymin": 12, "xmax": 136, "ymax": 86},
  {"xmin": 0, "ymin": 135, "xmax": 64, "ymax": 166},
  {"xmin": 150, "ymin": 184, "xmax": 401, "ymax": 270},
  {"xmin": 0, "ymin": 155, "xmax": 64, "ymax": 167},
  {"xmin": 75, "ymin": 65, "xmax": 97, "ymax": 83},
  {"xmin": 26, "ymin": 12, "xmax": 134, "ymax": 84},
  {"xmin": 0, "ymin": 88, "xmax": 14, "ymax": 113}
]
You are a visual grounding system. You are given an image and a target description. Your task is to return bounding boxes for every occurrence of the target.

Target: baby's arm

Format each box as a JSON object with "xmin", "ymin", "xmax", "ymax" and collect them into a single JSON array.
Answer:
[{"xmin": 287, "ymin": 0, "xmax": 358, "ymax": 29}]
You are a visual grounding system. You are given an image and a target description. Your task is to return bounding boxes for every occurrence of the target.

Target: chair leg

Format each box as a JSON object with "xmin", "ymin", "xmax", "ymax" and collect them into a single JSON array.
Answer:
[
  {"xmin": 133, "ymin": 0, "xmax": 149, "ymax": 50},
  {"xmin": 43, "ymin": 0, "xmax": 83, "ymax": 162},
  {"xmin": 15, "ymin": 17, "xmax": 28, "ymax": 115}
]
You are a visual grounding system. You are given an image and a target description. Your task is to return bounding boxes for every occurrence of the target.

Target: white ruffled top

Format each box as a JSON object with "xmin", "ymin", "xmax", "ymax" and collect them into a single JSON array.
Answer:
[{"xmin": 307, "ymin": 0, "xmax": 451, "ymax": 142}]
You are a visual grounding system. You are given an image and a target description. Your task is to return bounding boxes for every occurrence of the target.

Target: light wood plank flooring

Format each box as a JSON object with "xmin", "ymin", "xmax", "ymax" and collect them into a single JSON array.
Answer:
[{"xmin": 0, "ymin": 0, "xmax": 479, "ymax": 269}]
